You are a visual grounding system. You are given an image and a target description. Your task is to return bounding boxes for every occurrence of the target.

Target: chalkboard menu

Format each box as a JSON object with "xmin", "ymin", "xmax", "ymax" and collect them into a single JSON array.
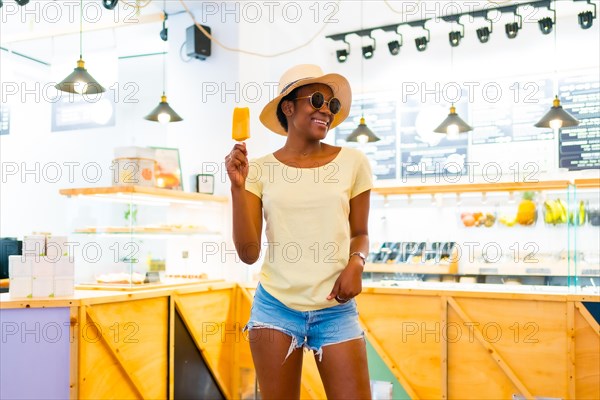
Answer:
[
  {"xmin": 51, "ymin": 95, "xmax": 115, "ymax": 132},
  {"xmin": 558, "ymin": 74, "xmax": 600, "ymax": 171},
  {"xmin": 470, "ymin": 77, "xmax": 555, "ymax": 144},
  {"xmin": 0, "ymin": 105, "xmax": 9, "ymax": 135},
  {"xmin": 335, "ymin": 96, "xmax": 397, "ymax": 180}
]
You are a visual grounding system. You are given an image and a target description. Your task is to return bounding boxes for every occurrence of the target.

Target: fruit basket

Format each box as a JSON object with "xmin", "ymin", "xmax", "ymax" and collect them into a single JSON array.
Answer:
[
  {"xmin": 460, "ymin": 211, "xmax": 496, "ymax": 228},
  {"xmin": 543, "ymin": 199, "xmax": 587, "ymax": 226},
  {"xmin": 497, "ymin": 191, "xmax": 538, "ymax": 227}
]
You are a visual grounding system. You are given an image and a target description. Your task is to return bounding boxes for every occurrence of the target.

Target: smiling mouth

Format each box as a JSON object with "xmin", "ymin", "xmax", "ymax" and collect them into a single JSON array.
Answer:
[{"xmin": 312, "ymin": 118, "xmax": 329, "ymax": 128}]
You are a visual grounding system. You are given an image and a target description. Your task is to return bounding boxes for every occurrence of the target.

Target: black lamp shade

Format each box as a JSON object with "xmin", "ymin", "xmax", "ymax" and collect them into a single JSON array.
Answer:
[
  {"xmin": 346, "ymin": 117, "xmax": 380, "ymax": 143},
  {"xmin": 144, "ymin": 95, "xmax": 183, "ymax": 123},
  {"xmin": 505, "ymin": 22, "xmax": 520, "ymax": 39},
  {"xmin": 535, "ymin": 96, "xmax": 579, "ymax": 129},
  {"xmin": 55, "ymin": 59, "xmax": 105, "ymax": 95},
  {"xmin": 434, "ymin": 106, "xmax": 473, "ymax": 134}
]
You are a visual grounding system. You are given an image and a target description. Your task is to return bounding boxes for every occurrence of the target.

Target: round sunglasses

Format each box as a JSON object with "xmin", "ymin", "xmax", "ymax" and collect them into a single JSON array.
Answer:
[{"xmin": 293, "ymin": 92, "xmax": 342, "ymax": 115}]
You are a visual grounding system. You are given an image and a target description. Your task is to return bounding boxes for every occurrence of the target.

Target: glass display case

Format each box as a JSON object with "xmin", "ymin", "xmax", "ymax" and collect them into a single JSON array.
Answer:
[
  {"xmin": 59, "ymin": 186, "xmax": 228, "ymax": 288},
  {"xmin": 365, "ymin": 179, "xmax": 600, "ymax": 291}
]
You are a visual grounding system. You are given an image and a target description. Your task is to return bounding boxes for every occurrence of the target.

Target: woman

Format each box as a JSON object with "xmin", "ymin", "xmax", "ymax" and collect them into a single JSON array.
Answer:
[{"xmin": 225, "ymin": 64, "xmax": 373, "ymax": 399}]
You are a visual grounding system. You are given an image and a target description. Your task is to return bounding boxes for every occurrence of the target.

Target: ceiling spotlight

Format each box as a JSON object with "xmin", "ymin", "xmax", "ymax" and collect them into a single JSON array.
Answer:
[
  {"xmin": 449, "ymin": 31, "xmax": 462, "ymax": 47},
  {"xmin": 538, "ymin": 17, "xmax": 554, "ymax": 34},
  {"xmin": 336, "ymin": 49, "xmax": 349, "ymax": 63},
  {"xmin": 361, "ymin": 34, "xmax": 376, "ymax": 59},
  {"xmin": 476, "ymin": 27, "xmax": 491, "ymax": 43},
  {"xmin": 15, "ymin": 0, "xmax": 29, "ymax": 5},
  {"xmin": 415, "ymin": 37, "xmax": 428, "ymax": 52},
  {"xmin": 505, "ymin": 22, "xmax": 520, "ymax": 39},
  {"xmin": 388, "ymin": 40, "xmax": 401, "ymax": 56},
  {"xmin": 442, "ymin": 16, "xmax": 465, "ymax": 48},
  {"xmin": 102, "ymin": 0, "xmax": 118, "ymax": 10},
  {"xmin": 578, "ymin": 11, "xmax": 595, "ymax": 29},
  {"xmin": 408, "ymin": 20, "xmax": 431, "ymax": 53}
]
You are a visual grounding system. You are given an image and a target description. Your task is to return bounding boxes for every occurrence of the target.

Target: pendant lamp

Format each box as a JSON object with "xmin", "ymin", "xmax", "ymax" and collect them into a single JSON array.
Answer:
[
  {"xmin": 347, "ymin": 1, "xmax": 380, "ymax": 144},
  {"xmin": 55, "ymin": 0, "xmax": 105, "ymax": 95},
  {"xmin": 434, "ymin": 104, "xmax": 473, "ymax": 137},
  {"xmin": 535, "ymin": 2, "xmax": 578, "ymax": 132},
  {"xmin": 144, "ymin": 6, "xmax": 183, "ymax": 123},
  {"xmin": 434, "ymin": 24, "xmax": 472, "ymax": 138}
]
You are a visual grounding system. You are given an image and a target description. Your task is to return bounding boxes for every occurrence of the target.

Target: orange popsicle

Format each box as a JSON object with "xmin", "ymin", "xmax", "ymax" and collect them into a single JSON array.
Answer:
[{"xmin": 232, "ymin": 107, "xmax": 250, "ymax": 141}]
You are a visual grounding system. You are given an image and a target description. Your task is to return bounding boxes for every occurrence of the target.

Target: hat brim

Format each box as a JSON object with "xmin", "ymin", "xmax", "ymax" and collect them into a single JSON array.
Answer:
[{"xmin": 259, "ymin": 73, "xmax": 352, "ymax": 136}]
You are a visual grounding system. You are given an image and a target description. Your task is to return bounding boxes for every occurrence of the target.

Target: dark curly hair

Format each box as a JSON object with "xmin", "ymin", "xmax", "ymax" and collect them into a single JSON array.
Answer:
[{"xmin": 276, "ymin": 87, "xmax": 300, "ymax": 132}]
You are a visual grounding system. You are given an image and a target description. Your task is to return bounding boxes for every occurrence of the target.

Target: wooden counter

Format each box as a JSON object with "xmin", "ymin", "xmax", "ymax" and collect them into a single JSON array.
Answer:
[{"xmin": 1, "ymin": 282, "xmax": 598, "ymax": 399}]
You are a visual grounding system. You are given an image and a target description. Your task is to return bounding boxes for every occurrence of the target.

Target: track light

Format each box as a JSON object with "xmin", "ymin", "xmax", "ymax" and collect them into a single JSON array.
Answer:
[
  {"xmin": 505, "ymin": 22, "xmax": 520, "ymax": 39},
  {"xmin": 442, "ymin": 15, "xmax": 464, "ymax": 47},
  {"xmin": 408, "ymin": 20, "xmax": 430, "ymax": 52},
  {"xmin": 336, "ymin": 49, "xmax": 349, "ymax": 63},
  {"xmin": 102, "ymin": 0, "xmax": 118, "ymax": 10},
  {"xmin": 362, "ymin": 34, "xmax": 376, "ymax": 59},
  {"xmin": 578, "ymin": 11, "xmax": 595, "ymax": 29},
  {"xmin": 538, "ymin": 17, "xmax": 554, "ymax": 34},
  {"xmin": 15, "ymin": 0, "xmax": 29, "ymax": 5},
  {"xmin": 388, "ymin": 40, "xmax": 401, "ymax": 55},
  {"xmin": 476, "ymin": 27, "xmax": 491, "ymax": 43}
]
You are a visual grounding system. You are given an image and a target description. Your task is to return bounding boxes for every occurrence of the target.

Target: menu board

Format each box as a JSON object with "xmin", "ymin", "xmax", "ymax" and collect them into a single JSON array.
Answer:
[
  {"xmin": 335, "ymin": 95, "xmax": 397, "ymax": 180},
  {"xmin": 470, "ymin": 77, "xmax": 555, "ymax": 144},
  {"xmin": 558, "ymin": 74, "xmax": 600, "ymax": 171},
  {"xmin": 51, "ymin": 95, "xmax": 116, "ymax": 132},
  {"xmin": 0, "ymin": 105, "xmax": 9, "ymax": 135},
  {"xmin": 398, "ymin": 99, "xmax": 469, "ymax": 179}
]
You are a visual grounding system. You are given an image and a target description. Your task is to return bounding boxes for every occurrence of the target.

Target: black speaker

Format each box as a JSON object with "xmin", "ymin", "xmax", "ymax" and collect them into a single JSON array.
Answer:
[{"xmin": 186, "ymin": 24, "xmax": 211, "ymax": 60}]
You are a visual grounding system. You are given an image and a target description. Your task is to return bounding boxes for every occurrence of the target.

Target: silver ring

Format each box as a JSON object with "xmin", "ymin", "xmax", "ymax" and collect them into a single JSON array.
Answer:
[{"xmin": 335, "ymin": 295, "xmax": 348, "ymax": 302}]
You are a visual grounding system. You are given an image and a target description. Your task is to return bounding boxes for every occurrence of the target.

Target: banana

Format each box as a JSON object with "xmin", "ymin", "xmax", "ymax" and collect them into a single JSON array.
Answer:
[
  {"xmin": 557, "ymin": 199, "xmax": 568, "ymax": 224},
  {"xmin": 579, "ymin": 200, "xmax": 586, "ymax": 225}
]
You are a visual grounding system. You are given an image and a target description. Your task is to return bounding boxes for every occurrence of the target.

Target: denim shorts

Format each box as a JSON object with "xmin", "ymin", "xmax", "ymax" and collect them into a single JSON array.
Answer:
[{"xmin": 244, "ymin": 283, "xmax": 364, "ymax": 362}]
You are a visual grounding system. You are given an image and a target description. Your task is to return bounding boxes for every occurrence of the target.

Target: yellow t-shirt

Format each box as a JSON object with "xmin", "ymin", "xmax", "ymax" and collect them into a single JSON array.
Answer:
[{"xmin": 245, "ymin": 147, "xmax": 373, "ymax": 311}]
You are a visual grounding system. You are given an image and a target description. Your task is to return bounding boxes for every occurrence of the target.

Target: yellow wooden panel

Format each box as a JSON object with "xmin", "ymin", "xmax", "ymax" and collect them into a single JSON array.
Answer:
[
  {"xmin": 358, "ymin": 293, "xmax": 442, "ymax": 399},
  {"xmin": 80, "ymin": 297, "xmax": 168, "ymax": 399},
  {"xmin": 447, "ymin": 305, "xmax": 518, "ymax": 399},
  {"xmin": 575, "ymin": 308, "xmax": 600, "ymax": 399},
  {"xmin": 80, "ymin": 332, "xmax": 139, "ymax": 399},
  {"xmin": 454, "ymin": 297, "xmax": 568, "ymax": 398},
  {"xmin": 177, "ymin": 289, "xmax": 235, "ymax": 394}
]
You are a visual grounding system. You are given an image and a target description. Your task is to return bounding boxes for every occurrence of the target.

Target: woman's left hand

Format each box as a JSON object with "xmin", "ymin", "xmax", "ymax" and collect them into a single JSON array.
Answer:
[{"xmin": 327, "ymin": 260, "xmax": 364, "ymax": 303}]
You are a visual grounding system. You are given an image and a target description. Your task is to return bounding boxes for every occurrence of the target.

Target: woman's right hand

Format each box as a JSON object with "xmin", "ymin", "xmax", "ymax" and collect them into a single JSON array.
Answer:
[{"xmin": 225, "ymin": 143, "xmax": 249, "ymax": 188}]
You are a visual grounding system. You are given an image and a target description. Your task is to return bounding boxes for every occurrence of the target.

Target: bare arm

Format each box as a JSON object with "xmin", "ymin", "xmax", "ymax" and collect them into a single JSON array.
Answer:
[
  {"xmin": 225, "ymin": 143, "xmax": 263, "ymax": 264},
  {"xmin": 327, "ymin": 189, "xmax": 371, "ymax": 302}
]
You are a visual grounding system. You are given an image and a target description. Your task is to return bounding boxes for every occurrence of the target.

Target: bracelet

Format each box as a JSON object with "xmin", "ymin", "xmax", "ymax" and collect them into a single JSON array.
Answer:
[{"xmin": 349, "ymin": 251, "xmax": 366, "ymax": 266}]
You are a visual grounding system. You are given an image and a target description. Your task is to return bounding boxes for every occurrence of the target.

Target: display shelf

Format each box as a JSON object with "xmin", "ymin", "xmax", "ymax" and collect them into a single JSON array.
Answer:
[
  {"xmin": 72, "ymin": 226, "xmax": 220, "ymax": 236},
  {"xmin": 372, "ymin": 180, "xmax": 571, "ymax": 196},
  {"xmin": 59, "ymin": 186, "xmax": 228, "ymax": 205},
  {"xmin": 364, "ymin": 262, "xmax": 457, "ymax": 275},
  {"xmin": 573, "ymin": 178, "xmax": 600, "ymax": 189}
]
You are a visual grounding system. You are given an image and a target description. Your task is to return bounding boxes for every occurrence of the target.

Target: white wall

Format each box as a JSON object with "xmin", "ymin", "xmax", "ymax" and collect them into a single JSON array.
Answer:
[{"xmin": 1, "ymin": 0, "xmax": 598, "ymax": 282}]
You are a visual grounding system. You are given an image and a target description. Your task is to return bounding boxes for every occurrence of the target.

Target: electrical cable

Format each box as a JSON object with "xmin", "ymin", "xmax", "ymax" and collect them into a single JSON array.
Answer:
[{"xmin": 177, "ymin": 0, "xmax": 341, "ymax": 58}]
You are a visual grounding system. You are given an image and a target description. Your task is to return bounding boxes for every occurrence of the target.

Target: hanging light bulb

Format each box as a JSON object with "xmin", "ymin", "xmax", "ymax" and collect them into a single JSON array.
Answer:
[
  {"xmin": 144, "ymin": 6, "xmax": 183, "ymax": 123},
  {"xmin": 144, "ymin": 94, "xmax": 183, "ymax": 123},
  {"xmin": 534, "ymin": 3, "xmax": 579, "ymax": 132},
  {"xmin": 434, "ymin": 105, "xmax": 473, "ymax": 136},
  {"xmin": 55, "ymin": 0, "xmax": 105, "ymax": 95},
  {"xmin": 535, "ymin": 96, "xmax": 579, "ymax": 132},
  {"xmin": 347, "ymin": 117, "xmax": 381, "ymax": 143}
]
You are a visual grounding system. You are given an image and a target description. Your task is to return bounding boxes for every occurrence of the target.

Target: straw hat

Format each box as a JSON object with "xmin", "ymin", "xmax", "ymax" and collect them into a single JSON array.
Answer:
[{"xmin": 259, "ymin": 64, "xmax": 352, "ymax": 136}]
